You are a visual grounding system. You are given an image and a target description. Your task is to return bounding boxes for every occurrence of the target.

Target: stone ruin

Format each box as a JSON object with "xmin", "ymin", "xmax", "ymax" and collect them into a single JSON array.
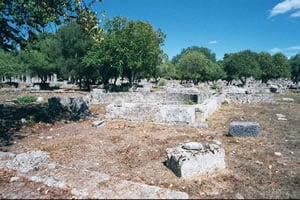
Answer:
[
  {"xmin": 48, "ymin": 96, "xmax": 92, "ymax": 120},
  {"xmin": 228, "ymin": 121, "xmax": 260, "ymax": 137},
  {"xmin": 165, "ymin": 142, "xmax": 225, "ymax": 178}
]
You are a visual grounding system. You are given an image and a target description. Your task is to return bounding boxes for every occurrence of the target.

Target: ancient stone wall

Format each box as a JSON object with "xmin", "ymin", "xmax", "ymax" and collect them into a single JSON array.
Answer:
[{"xmin": 90, "ymin": 91, "xmax": 206, "ymax": 104}]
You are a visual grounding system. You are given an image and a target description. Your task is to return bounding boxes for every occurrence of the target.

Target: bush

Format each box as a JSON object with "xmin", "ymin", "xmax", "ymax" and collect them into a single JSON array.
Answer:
[
  {"xmin": 210, "ymin": 83, "xmax": 217, "ymax": 90},
  {"xmin": 157, "ymin": 79, "xmax": 167, "ymax": 87},
  {"xmin": 16, "ymin": 96, "xmax": 37, "ymax": 104}
]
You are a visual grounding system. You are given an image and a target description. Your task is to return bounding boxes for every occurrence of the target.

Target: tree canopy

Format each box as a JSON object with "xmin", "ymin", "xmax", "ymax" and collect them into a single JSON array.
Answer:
[{"xmin": 0, "ymin": 0, "xmax": 102, "ymax": 51}]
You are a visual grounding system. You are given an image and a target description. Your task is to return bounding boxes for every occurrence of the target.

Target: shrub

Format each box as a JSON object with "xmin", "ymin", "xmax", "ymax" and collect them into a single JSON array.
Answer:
[
  {"xmin": 157, "ymin": 79, "xmax": 167, "ymax": 87},
  {"xmin": 16, "ymin": 96, "xmax": 37, "ymax": 104}
]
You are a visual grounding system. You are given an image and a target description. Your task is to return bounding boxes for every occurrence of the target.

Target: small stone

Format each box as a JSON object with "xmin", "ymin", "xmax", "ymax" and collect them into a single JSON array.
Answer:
[
  {"xmin": 46, "ymin": 136, "xmax": 53, "ymax": 140},
  {"xmin": 92, "ymin": 120, "xmax": 105, "ymax": 127},
  {"xmin": 268, "ymin": 165, "xmax": 272, "ymax": 169},
  {"xmin": 277, "ymin": 117, "xmax": 287, "ymax": 121},
  {"xmin": 274, "ymin": 152, "xmax": 282, "ymax": 156},
  {"xmin": 235, "ymin": 193, "xmax": 244, "ymax": 199},
  {"xmin": 212, "ymin": 139, "xmax": 222, "ymax": 146},
  {"xmin": 290, "ymin": 151, "xmax": 294, "ymax": 155},
  {"xmin": 282, "ymin": 97, "xmax": 294, "ymax": 102},
  {"xmin": 49, "ymin": 128, "xmax": 53, "ymax": 131},
  {"xmin": 10, "ymin": 176, "xmax": 20, "ymax": 182},
  {"xmin": 182, "ymin": 142, "xmax": 204, "ymax": 150},
  {"xmin": 276, "ymin": 114, "xmax": 285, "ymax": 118},
  {"xmin": 36, "ymin": 96, "xmax": 44, "ymax": 103},
  {"xmin": 20, "ymin": 118, "xmax": 27, "ymax": 124},
  {"xmin": 255, "ymin": 160, "xmax": 263, "ymax": 165}
]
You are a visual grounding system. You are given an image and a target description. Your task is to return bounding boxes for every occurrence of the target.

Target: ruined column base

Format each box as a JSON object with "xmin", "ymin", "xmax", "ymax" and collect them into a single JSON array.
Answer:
[{"xmin": 166, "ymin": 142, "xmax": 225, "ymax": 179}]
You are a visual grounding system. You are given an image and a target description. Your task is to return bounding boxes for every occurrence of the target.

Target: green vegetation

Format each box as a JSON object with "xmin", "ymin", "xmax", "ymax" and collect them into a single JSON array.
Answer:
[
  {"xmin": 0, "ymin": 1, "xmax": 299, "ymax": 91},
  {"xmin": 16, "ymin": 96, "xmax": 37, "ymax": 104},
  {"xmin": 157, "ymin": 79, "xmax": 167, "ymax": 87},
  {"xmin": 183, "ymin": 99, "xmax": 197, "ymax": 105}
]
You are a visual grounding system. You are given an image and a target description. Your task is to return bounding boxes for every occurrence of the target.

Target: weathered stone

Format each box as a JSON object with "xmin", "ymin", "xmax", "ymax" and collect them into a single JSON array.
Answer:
[
  {"xmin": 166, "ymin": 142, "xmax": 225, "ymax": 178},
  {"xmin": 36, "ymin": 96, "xmax": 44, "ymax": 103},
  {"xmin": 92, "ymin": 120, "xmax": 105, "ymax": 127},
  {"xmin": 70, "ymin": 97, "xmax": 91, "ymax": 120},
  {"xmin": 281, "ymin": 97, "xmax": 294, "ymax": 102},
  {"xmin": 6, "ymin": 151, "xmax": 49, "ymax": 173},
  {"xmin": 92, "ymin": 180, "xmax": 189, "ymax": 199},
  {"xmin": 228, "ymin": 121, "xmax": 260, "ymax": 137},
  {"xmin": 182, "ymin": 142, "xmax": 204, "ymax": 150}
]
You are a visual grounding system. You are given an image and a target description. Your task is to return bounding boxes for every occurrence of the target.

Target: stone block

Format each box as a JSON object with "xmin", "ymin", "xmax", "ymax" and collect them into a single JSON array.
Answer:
[
  {"xmin": 228, "ymin": 121, "xmax": 260, "ymax": 137},
  {"xmin": 166, "ymin": 142, "xmax": 225, "ymax": 178}
]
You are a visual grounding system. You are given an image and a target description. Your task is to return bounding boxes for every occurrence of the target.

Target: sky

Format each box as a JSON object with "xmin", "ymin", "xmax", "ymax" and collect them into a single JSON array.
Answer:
[{"xmin": 92, "ymin": 0, "xmax": 300, "ymax": 61}]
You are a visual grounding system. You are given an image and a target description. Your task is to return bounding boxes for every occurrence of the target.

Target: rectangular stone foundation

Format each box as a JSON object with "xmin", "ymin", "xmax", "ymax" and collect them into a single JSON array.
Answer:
[
  {"xmin": 228, "ymin": 121, "xmax": 260, "ymax": 137},
  {"xmin": 166, "ymin": 142, "xmax": 225, "ymax": 178}
]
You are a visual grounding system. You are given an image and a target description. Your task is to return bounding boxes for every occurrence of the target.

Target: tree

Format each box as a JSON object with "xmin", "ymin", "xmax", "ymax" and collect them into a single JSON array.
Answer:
[
  {"xmin": 19, "ymin": 33, "xmax": 61, "ymax": 87},
  {"xmin": 120, "ymin": 20, "xmax": 165, "ymax": 85},
  {"xmin": 289, "ymin": 54, "xmax": 300, "ymax": 82},
  {"xmin": 223, "ymin": 50, "xmax": 261, "ymax": 85},
  {"xmin": 0, "ymin": 0, "xmax": 102, "ymax": 51},
  {"xmin": 177, "ymin": 51, "xmax": 211, "ymax": 83},
  {"xmin": 0, "ymin": 50, "xmax": 22, "ymax": 81},
  {"xmin": 204, "ymin": 62, "xmax": 227, "ymax": 81},
  {"xmin": 85, "ymin": 17, "xmax": 166, "ymax": 87},
  {"xmin": 172, "ymin": 46, "xmax": 216, "ymax": 64},
  {"xmin": 57, "ymin": 22, "xmax": 93, "ymax": 88},
  {"xmin": 257, "ymin": 52, "xmax": 275, "ymax": 82},
  {"xmin": 272, "ymin": 53, "xmax": 291, "ymax": 79}
]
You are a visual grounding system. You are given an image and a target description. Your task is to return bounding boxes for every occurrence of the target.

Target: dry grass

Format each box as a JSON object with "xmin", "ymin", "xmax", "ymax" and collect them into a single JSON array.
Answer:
[{"xmin": 1, "ymin": 91, "xmax": 300, "ymax": 199}]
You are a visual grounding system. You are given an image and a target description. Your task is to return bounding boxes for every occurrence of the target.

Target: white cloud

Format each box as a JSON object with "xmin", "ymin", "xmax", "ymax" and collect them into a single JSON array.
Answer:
[
  {"xmin": 270, "ymin": 45, "xmax": 300, "ymax": 58},
  {"xmin": 285, "ymin": 46, "xmax": 300, "ymax": 51},
  {"xmin": 270, "ymin": 47, "xmax": 282, "ymax": 53},
  {"xmin": 208, "ymin": 40, "xmax": 218, "ymax": 44},
  {"xmin": 269, "ymin": 0, "xmax": 300, "ymax": 18},
  {"xmin": 291, "ymin": 10, "xmax": 300, "ymax": 17}
]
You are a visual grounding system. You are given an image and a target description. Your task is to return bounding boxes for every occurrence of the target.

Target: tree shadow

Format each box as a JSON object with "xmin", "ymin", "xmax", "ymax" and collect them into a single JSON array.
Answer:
[{"xmin": 0, "ymin": 102, "xmax": 80, "ymax": 149}]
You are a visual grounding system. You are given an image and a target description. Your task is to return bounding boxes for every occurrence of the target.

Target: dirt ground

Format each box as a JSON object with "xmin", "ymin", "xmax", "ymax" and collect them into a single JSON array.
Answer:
[{"xmin": 0, "ymin": 91, "xmax": 299, "ymax": 199}]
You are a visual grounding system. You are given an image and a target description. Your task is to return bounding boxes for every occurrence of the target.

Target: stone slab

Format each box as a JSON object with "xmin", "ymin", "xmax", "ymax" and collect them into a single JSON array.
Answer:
[{"xmin": 228, "ymin": 121, "xmax": 260, "ymax": 137}]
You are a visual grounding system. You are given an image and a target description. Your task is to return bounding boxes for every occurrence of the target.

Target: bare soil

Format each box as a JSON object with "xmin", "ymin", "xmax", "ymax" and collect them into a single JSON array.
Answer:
[{"xmin": 0, "ymin": 91, "xmax": 299, "ymax": 199}]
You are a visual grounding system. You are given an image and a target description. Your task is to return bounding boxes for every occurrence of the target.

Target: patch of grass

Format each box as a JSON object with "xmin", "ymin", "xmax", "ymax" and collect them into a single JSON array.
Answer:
[
  {"xmin": 183, "ymin": 99, "xmax": 197, "ymax": 105},
  {"xmin": 16, "ymin": 96, "xmax": 37, "ymax": 104}
]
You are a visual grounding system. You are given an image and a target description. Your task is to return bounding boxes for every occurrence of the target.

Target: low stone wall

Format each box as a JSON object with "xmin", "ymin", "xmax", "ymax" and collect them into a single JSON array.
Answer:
[
  {"xmin": 195, "ymin": 94, "xmax": 225, "ymax": 122},
  {"xmin": 225, "ymin": 93, "xmax": 274, "ymax": 104},
  {"xmin": 90, "ymin": 91, "xmax": 206, "ymax": 104},
  {"xmin": 105, "ymin": 94, "xmax": 225, "ymax": 125}
]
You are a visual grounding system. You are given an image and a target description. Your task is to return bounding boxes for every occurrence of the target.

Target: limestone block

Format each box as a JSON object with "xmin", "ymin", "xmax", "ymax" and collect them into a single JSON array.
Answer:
[
  {"xmin": 228, "ymin": 121, "xmax": 260, "ymax": 137},
  {"xmin": 166, "ymin": 142, "xmax": 225, "ymax": 178}
]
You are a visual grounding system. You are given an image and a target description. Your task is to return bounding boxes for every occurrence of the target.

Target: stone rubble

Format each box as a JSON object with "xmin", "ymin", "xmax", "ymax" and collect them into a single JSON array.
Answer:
[{"xmin": 0, "ymin": 150, "xmax": 189, "ymax": 199}]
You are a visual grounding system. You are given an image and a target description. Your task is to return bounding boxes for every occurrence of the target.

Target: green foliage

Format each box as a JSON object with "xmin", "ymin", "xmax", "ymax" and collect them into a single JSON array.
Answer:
[
  {"xmin": 177, "ymin": 51, "xmax": 211, "ymax": 83},
  {"xmin": 16, "ymin": 96, "xmax": 37, "ymax": 104},
  {"xmin": 210, "ymin": 83, "xmax": 217, "ymax": 90},
  {"xmin": 183, "ymin": 99, "xmax": 197, "ymax": 105},
  {"xmin": 83, "ymin": 17, "xmax": 166, "ymax": 87},
  {"xmin": 157, "ymin": 79, "xmax": 167, "ymax": 87},
  {"xmin": 223, "ymin": 50, "xmax": 262, "ymax": 84},
  {"xmin": 289, "ymin": 54, "xmax": 300, "ymax": 82},
  {"xmin": 0, "ymin": 50, "xmax": 23, "ymax": 80},
  {"xmin": 172, "ymin": 46, "xmax": 216, "ymax": 64},
  {"xmin": 271, "ymin": 53, "xmax": 291, "ymax": 79},
  {"xmin": 0, "ymin": 0, "xmax": 103, "ymax": 51}
]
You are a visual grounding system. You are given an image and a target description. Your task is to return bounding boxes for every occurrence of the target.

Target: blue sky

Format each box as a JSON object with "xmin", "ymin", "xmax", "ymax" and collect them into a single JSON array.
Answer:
[{"xmin": 93, "ymin": 0, "xmax": 300, "ymax": 60}]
